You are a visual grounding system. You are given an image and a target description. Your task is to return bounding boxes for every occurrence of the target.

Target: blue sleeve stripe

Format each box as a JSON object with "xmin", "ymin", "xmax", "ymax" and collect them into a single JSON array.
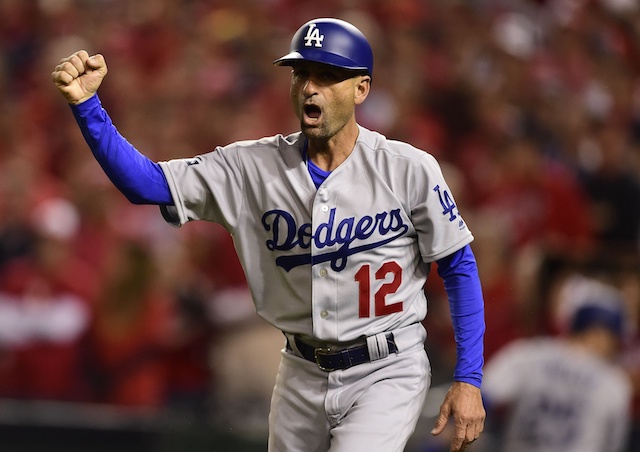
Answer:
[
  {"xmin": 436, "ymin": 244, "xmax": 485, "ymax": 387},
  {"xmin": 71, "ymin": 95, "xmax": 173, "ymax": 205}
]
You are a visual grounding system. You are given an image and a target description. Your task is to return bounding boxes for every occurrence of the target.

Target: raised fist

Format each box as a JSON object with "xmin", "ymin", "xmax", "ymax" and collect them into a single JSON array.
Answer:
[{"xmin": 51, "ymin": 50, "xmax": 107, "ymax": 105}]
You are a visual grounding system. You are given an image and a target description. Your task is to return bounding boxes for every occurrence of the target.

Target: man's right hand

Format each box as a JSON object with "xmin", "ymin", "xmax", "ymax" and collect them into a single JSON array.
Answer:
[{"xmin": 51, "ymin": 50, "xmax": 107, "ymax": 105}]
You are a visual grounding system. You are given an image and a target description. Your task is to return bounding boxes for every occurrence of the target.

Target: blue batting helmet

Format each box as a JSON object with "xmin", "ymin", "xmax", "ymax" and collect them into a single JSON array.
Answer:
[
  {"xmin": 274, "ymin": 18, "xmax": 373, "ymax": 77},
  {"xmin": 570, "ymin": 304, "xmax": 625, "ymax": 338}
]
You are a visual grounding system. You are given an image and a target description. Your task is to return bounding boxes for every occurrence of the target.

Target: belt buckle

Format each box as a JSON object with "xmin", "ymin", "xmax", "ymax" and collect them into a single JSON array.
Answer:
[{"xmin": 314, "ymin": 347, "xmax": 335, "ymax": 372}]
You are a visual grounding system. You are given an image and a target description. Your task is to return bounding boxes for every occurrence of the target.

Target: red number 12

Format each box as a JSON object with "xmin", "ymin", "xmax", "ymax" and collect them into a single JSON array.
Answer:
[{"xmin": 355, "ymin": 261, "xmax": 403, "ymax": 318}]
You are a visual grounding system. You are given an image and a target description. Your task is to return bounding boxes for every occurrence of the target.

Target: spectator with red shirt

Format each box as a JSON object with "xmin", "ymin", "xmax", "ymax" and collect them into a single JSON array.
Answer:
[{"xmin": 0, "ymin": 198, "xmax": 96, "ymax": 401}]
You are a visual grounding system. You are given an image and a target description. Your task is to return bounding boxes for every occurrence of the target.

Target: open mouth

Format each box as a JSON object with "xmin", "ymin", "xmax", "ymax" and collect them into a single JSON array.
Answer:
[{"xmin": 304, "ymin": 104, "xmax": 322, "ymax": 120}]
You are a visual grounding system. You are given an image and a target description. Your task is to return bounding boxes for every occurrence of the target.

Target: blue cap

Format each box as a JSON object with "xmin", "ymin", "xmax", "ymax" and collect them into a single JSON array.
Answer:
[
  {"xmin": 570, "ymin": 304, "xmax": 624, "ymax": 338},
  {"xmin": 274, "ymin": 18, "xmax": 373, "ymax": 77}
]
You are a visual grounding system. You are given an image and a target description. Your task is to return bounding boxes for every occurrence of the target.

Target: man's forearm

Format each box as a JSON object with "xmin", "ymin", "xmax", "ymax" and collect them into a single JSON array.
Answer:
[
  {"xmin": 71, "ymin": 94, "xmax": 172, "ymax": 205},
  {"xmin": 437, "ymin": 244, "xmax": 485, "ymax": 387}
]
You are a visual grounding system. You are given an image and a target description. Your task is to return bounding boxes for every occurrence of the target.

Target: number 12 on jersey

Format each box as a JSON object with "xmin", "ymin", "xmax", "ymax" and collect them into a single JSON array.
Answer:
[{"xmin": 355, "ymin": 261, "xmax": 403, "ymax": 318}]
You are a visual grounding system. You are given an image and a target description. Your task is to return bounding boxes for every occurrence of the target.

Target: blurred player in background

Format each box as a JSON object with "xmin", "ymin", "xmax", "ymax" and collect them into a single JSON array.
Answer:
[
  {"xmin": 482, "ymin": 274, "xmax": 632, "ymax": 452},
  {"xmin": 52, "ymin": 18, "xmax": 486, "ymax": 452}
]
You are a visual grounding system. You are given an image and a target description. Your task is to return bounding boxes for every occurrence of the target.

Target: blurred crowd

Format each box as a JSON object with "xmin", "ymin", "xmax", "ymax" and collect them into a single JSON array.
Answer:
[{"xmin": 0, "ymin": 0, "xmax": 639, "ymax": 449}]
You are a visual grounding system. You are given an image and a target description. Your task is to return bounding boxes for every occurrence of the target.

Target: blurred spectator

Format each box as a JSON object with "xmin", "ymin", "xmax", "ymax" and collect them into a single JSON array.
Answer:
[
  {"xmin": 162, "ymin": 280, "xmax": 215, "ymax": 419},
  {"xmin": 577, "ymin": 120, "xmax": 640, "ymax": 260},
  {"xmin": 475, "ymin": 135, "xmax": 595, "ymax": 335},
  {"xmin": 481, "ymin": 274, "xmax": 633, "ymax": 452},
  {"xmin": 480, "ymin": 136, "xmax": 593, "ymax": 255},
  {"xmin": 0, "ymin": 197, "xmax": 95, "ymax": 401},
  {"xmin": 82, "ymin": 239, "xmax": 174, "ymax": 410}
]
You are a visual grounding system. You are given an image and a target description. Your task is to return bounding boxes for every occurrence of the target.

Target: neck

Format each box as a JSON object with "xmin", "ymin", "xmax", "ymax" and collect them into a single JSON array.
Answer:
[
  {"xmin": 568, "ymin": 329, "xmax": 619, "ymax": 361},
  {"xmin": 306, "ymin": 121, "xmax": 360, "ymax": 171}
]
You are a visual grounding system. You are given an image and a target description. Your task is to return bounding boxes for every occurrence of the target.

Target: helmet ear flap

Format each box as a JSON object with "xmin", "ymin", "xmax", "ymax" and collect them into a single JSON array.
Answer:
[{"xmin": 274, "ymin": 18, "xmax": 373, "ymax": 78}]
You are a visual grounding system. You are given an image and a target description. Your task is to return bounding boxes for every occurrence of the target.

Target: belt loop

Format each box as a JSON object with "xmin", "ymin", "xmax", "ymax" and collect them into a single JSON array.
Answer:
[
  {"xmin": 366, "ymin": 332, "xmax": 390, "ymax": 361},
  {"xmin": 284, "ymin": 332, "xmax": 303, "ymax": 356}
]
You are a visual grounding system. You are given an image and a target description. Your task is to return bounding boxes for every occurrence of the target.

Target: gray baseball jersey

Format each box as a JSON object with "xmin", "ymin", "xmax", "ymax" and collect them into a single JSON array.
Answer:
[
  {"xmin": 159, "ymin": 125, "xmax": 473, "ymax": 343},
  {"xmin": 483, "ymin": 337, "xmax": 632, "ymax": 452}
]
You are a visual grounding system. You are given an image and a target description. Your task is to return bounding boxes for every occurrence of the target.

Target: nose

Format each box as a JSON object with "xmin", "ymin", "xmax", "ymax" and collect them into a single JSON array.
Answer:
[{"xmin": 302, "ymin": 77, "xmax": 318, "ymax": 96}]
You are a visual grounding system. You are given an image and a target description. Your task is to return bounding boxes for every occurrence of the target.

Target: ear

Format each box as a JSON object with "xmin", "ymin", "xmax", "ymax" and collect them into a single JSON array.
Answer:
[{"xmin": 354, "ymin": 76, "xmax": 371, "ymax": 105}]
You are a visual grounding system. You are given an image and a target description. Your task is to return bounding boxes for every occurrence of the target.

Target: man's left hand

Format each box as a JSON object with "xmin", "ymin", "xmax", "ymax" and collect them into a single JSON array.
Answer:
[{"xmin": 431, "ymin": 381, "xmax": 485, "ymax": 451}]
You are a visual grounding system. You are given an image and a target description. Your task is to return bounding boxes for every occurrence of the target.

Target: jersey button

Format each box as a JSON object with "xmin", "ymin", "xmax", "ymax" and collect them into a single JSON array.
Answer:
[
  {"xmin": 319, "ymin": 268, "xmax": 328, "ymax": 277},
  {"xmin": 321, "ymin": 205, "xmax": 329, "ymax": 213},
  {"xmin": 320, "ymin": 310, "xmax": 329, "ymax": 319}
]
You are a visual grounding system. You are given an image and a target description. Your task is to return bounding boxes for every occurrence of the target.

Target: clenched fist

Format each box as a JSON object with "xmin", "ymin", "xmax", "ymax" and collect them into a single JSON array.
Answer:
[{"xmin": 51, "ymin": 50, "xmax": 107, "ymax": 105}]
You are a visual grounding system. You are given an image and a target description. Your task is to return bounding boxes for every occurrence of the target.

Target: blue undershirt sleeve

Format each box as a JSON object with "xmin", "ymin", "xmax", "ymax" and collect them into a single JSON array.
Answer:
[
  {"xmin": 436, "ymin": 244, "xmax": 485, "ymax": 388},
  {"xmin": 70, "ymin": 94, "xmax": 173, "ymax": 205}
]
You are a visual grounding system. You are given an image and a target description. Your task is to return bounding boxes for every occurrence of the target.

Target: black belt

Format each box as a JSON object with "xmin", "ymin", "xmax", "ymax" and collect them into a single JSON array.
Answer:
[{"xmin": 286, "ymin": 333, "xmax": 398, "ymax": 372}]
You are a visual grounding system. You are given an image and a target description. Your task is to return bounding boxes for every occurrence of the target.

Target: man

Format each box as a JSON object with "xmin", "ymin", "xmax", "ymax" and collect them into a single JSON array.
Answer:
[
  {"xmin": 52, "ymin": 18, "xmax": 485, "ymax": 452},
  {"xmin": 482, "ymin": 274, "xmax": 632, "ymax": 452}
]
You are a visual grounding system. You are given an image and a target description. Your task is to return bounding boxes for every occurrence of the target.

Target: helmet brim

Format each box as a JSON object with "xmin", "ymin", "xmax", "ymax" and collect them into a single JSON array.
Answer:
[{"xmin": 273, "ymin": 49, "xmax": 370, "ymax": 75}]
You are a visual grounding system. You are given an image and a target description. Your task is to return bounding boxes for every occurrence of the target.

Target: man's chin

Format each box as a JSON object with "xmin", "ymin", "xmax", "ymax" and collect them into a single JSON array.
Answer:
[{"xmin": 301, "ymin": 125, "xmax": 324, "ymax": 140}]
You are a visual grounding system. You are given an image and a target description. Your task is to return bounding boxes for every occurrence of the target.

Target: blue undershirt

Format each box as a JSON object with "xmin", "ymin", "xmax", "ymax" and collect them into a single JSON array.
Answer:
[
  {"xmin": 302, "ymin": 139, "xmax": 331, "ymax": 189},
  {"xmin": 71, "ymin": 94, "xmax": 484, "ymax": 387},
  {"xmin": 71, "ymin": 95, "xmax": 172, "ymax": 205},
  {"xmin": 436, "ymin": 245, "xmax": 485, "ymax": 386}
]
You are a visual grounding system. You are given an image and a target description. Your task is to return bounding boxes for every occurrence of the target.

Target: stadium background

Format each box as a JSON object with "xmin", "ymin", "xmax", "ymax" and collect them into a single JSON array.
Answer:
[{"xmin": 0, "ymin": 0, "xmax": 639, "ymax": 450}]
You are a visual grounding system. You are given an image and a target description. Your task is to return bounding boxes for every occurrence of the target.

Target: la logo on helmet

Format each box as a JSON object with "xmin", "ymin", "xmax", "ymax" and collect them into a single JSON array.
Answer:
[{"xmin": 304, "ymin": 23, "xmax": 324, "ymax": 47}]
